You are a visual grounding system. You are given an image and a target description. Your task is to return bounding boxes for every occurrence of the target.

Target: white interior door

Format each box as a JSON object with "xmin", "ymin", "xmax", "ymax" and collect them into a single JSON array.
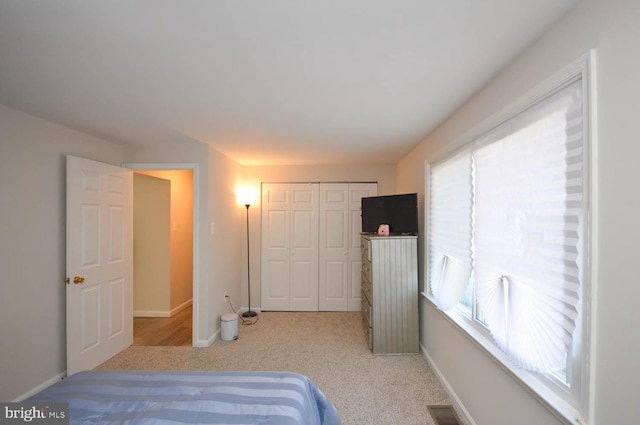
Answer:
[{"xmin": 66, "ymin": 156, "xmax": 133, "ymax": 375}]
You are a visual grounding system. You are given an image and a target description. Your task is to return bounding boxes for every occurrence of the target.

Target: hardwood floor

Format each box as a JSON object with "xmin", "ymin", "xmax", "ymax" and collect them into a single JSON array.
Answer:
[{"xmin": 133, "ymin": 305, "xmax": 192, "ymax": 346}]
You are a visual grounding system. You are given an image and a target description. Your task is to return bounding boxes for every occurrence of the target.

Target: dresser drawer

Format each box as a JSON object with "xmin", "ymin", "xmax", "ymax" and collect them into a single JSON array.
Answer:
[
  {"xmin": 360, "ymin": 297, "xmax": 373, "ymax": 350},
  {"xmin": 361, "ymin": 291, "xmax": 372, "ymax": 325},
  {"xmin": 361, "ymin": 237, "xmax": 372, "ymax": 263},
  {"xmin": 363, "ymin": 324, "xmax": 372, "ymax": 350},
  {"xmin": 361, "ymin": 258, "xmax": 372, "ymax": 283},
  {"xmin": 361, "ymin": 273, "xmax": 372, "ymax": 304}
]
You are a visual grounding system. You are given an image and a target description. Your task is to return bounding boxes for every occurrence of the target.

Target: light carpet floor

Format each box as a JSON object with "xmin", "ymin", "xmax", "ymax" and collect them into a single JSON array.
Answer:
[{"xmin": 96, "ymin": 311, "xmax": 463, "ymax": 425}]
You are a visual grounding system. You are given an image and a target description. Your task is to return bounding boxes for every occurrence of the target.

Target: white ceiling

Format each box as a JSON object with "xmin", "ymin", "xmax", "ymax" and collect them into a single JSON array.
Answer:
[{"xmin": 0, "ymin": 0, "xmax": 579, "ymax": 165}]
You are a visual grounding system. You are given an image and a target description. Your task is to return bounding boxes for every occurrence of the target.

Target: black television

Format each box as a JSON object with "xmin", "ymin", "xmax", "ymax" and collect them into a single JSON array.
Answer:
[{"xmin": 361, "ymin": 193, "xmax": 418, "ymax": 235}]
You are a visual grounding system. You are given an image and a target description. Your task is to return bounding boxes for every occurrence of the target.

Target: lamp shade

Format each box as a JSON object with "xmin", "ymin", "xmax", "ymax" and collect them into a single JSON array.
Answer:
[{"xmin": 237, "ymin": 187, "xmax": 259, "ymax": 206}]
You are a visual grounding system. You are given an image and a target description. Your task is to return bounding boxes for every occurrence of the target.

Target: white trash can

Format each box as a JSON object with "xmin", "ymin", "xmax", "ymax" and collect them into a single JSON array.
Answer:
[{"xmin": 221, "ymin": 313, "xmax": 238, "ymax": 341}]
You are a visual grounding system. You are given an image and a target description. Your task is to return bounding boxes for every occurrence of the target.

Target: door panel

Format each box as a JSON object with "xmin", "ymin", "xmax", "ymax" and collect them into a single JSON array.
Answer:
[
  {"xmin": 108, "ymin": 277, "xmax": 125, "ymax": 337},
  {"xmin": 325, "ymin": 261, "xmax": 346, "ymax": 298},
  {"xmin": 261, "ymin": 185, "xmax": 288, "ymax": 310},
  {"xmin": 290, "ymin": 260, "xmax": 316, "ymax": 310},
  {"xmin": 261, "ymin": 185, "xmax": 291, "ymax": 310},
  {"xmin": 289, "ymin": 184, "xmax": 318, "ymax": 310},
  {"xmin": 81, "ymin": 204, "xmax": 100, "ymax": 267},
  {"xmin": 263, "ymin": 259, "xmax": 290, "ymax": 310},
  {"xmin": 108, "ymin": 206, "xmax": 125, "ymax": 261},
  {"xmin": 267, "ymin": 210, "xmax": 288, "ymax": 248},
  {"xmin": 67, "ymin": 156, "xmax": 133, "ymax": 375},
  {"xmin": 261, "ymin": 183, "xmax": 318, "ymax": 311},
  {"xmin": 80, "ymin": 286, "xmax": 99, "ymax": 350},
  {"xmin": 319, "ymin": 184, "xmax": 349, "ymax": 311},
  {"xmin": 292, "ymin": 210, "xmax": 314, "ymax": 249}
]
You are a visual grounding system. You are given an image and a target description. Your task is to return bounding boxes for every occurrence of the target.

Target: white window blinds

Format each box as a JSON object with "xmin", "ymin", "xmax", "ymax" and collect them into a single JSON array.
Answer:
[
  {"xmin": 428, "ymin": 150, "xmax": 473, "ymax": 310},
  {"xmin": 428, "ymin": 78, "xmax": 584, "ymax": 373},
  {"xmin": 474, "ymin": 79, "xmax": 583, "ymax": 372}
]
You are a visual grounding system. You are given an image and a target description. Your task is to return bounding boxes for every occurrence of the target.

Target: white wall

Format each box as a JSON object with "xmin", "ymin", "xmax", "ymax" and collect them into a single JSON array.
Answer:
[
  {"xmin": 0, "ymin": 104, "xmax": 123, "ymax": 401},
  {"xmin": 397, "ymin": 0, "xmax": 640, "ymax": 424},
  {"xmin": 206, "ymin": 148, "xmax": 244, "ymax": 338}
]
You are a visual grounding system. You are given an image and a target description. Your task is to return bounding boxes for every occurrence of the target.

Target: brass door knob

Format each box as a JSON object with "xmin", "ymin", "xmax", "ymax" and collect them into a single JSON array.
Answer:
[{"xmin": 64, "ymin": 276, "xmax": 84, "ymax": 285}]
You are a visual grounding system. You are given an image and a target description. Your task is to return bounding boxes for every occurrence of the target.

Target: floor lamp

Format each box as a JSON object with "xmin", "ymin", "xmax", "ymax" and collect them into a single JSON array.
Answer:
[{"xmin": 242, "ymin": 202, "xmax": 257, "ymax": 318}]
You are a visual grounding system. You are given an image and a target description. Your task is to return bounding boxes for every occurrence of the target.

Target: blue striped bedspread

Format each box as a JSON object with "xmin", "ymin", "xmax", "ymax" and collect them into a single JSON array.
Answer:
[{"xmin": 26, "ymin": 370, "xmax": 341, "ymax": 425}]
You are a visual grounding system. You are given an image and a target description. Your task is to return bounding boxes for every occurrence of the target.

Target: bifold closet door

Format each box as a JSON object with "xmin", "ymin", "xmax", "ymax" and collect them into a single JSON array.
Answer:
[
  {"xmin": 319, "ymin": 183, "xmax": 377, "ymax": 311},
  {"xmin": 261, "ymin": 183, "xmax": 319, "ymax": 311}
]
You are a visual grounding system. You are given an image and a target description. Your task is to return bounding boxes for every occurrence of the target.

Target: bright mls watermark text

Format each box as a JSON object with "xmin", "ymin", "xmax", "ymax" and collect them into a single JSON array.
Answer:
[{"xmin": 1, "ymin": 403, "xmax": 68, "ymax": 424}]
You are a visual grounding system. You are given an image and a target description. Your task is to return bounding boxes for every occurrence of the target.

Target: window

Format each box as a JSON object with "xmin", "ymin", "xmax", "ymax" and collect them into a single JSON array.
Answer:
[{"xmin": 426, "ymin": 54, "xmax": 593, "ymax": 423}]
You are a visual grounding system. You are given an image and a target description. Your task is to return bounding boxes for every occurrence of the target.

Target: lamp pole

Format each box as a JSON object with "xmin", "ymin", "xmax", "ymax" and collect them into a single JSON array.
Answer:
[{"xmin": 242, "ymin": 203, "xmax": 257, "ymax": 318}]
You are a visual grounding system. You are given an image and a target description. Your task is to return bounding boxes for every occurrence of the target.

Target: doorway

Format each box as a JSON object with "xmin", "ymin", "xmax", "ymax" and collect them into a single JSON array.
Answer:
[{"xmin": 128, "ymin": 165, "xmax": 197, "ymax": 346}]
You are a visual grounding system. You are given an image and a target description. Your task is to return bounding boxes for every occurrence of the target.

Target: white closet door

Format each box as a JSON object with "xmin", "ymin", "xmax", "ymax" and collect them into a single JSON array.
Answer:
[
  {"xmin": 289, "ymin": 184, "xmax": 319, "ymax": 311},
  {"xmin": 261, "ymin": 183, "xmax": 318, "ymax": 311},
  {"xmin": 261, "ymin": 184, "xmax": 291, "ymax": 311},
  {"xmin": 319, "ymin": 183, "xmax": 377, "ymax": 311},
  {"xmin": 347, "ymin": 183, "xmax": 377, "ymax": 311},
  {"xmin": 319, "ymin": 184, "xmax": 349, "ymax": 311},
  {"xmin": 262, "ymin": 182, "xmax": 375, "ymax": 312}
]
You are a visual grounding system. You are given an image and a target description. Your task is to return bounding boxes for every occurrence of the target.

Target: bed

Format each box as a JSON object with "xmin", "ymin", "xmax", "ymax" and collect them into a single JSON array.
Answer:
[{"xmin": 25, "ymin": 370, "xmax": 341, "ymax": 425}]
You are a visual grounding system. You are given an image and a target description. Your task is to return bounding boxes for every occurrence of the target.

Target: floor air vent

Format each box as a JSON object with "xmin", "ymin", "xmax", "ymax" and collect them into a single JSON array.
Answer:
[{"xmin": 427, "ymin": 405, "xmax": 462, "ymax": 425}]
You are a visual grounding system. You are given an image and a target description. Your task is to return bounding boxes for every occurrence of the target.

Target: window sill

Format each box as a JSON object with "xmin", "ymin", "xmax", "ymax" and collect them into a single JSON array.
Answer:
[{"xmin": 420, "ymin": 292, "xmax": 587, "ymax": 425}]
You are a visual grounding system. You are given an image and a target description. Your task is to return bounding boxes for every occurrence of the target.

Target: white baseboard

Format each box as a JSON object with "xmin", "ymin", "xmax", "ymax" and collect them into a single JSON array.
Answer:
[
  {"xmin": 171, "ymin": 299, "xmax": 193, "ymax": 315},
  {"xmin": 420, "ymin": 343, "xmax": 477, "ymax": 425},
  {"xmin": 134, "ymin": 299, "xmax": 193, "ymax": 318},
  {"xmin": 134, "ymin": 310, "xmax": 171, "ymax": 317},
  {"xmin": 195, "ymin": 332, "xmax": 217, "ymax": 347},
  {"xmin": 194, "ymin": 309, "xmax": 259, "ymax": 347},
  {"xmin": 13, "ymin": 371, "xmax": 66, "ymax": 402}
]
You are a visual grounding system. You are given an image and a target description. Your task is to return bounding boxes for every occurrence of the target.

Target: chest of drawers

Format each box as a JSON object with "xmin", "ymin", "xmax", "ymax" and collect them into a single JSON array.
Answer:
[{"xmin": 361, "ymin": 235, "xmax": 419, "ymax": 354}]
